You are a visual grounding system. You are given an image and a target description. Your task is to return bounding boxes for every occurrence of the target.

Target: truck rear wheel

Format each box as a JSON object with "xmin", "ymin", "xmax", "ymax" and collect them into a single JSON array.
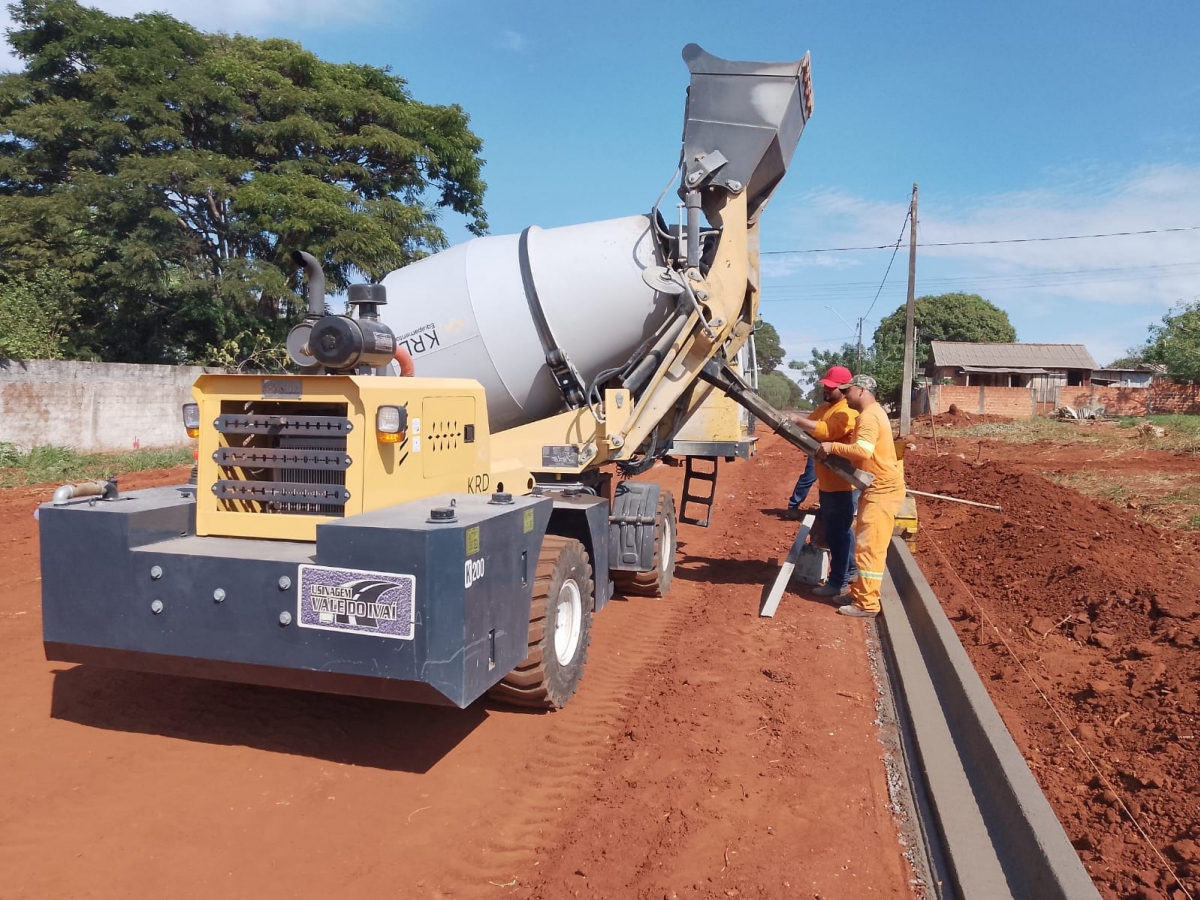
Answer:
[
  {"xmin": 612, "ymin": 489, "xmax": 677, "ymax": 598},
  {"xmin": 488, "ymin": 535, "xmax": 594, "ymax": 710}
]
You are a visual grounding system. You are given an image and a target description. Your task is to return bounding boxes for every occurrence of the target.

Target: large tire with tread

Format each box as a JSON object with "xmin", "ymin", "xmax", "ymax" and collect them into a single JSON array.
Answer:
[
  {"xmin": 612, "ymin": 489, "xmax": 677, "ymax": 598},
  {"xmin": 488, "ymin": 535, "xmax": 594, "ymax": 710}
]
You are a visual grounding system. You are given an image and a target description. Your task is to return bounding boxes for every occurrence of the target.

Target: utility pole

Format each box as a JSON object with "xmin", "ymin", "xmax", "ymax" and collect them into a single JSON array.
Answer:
[
  {"xmin": 899, "ymin": 183, "xmax": 918, "ymax": 435},
  {"xmin": 855, "ymin": 317, "xmax": 863, "ymax": 372}
]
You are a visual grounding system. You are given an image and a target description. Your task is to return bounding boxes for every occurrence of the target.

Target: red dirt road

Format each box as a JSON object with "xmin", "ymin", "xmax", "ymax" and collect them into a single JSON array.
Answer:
[{"xmin": 0, "ymin": 444, "xmax": 917, "ymax": 900}]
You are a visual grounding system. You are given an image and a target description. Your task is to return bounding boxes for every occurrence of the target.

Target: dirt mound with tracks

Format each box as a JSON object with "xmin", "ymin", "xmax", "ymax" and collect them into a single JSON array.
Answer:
[{"xmin": 906, "ymin": 449, "xmax": 1200, "ymax": 900}]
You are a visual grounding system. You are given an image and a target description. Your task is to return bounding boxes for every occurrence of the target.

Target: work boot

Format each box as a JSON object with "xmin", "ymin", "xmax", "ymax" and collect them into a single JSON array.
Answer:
[
  {"xmin": 812, "ymin": 582, "xmax": 848, "ymax": 597},
  {"xmin": 837, "ymin": 604, "xmax": 878, "ymax": 618}
]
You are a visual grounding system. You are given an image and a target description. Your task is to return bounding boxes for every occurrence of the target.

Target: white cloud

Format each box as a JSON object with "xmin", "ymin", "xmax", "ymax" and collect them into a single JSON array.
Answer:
[
  {"xmin": 0, "ymin": 0, "xmax": 388, "ymax": 70},
  {"xmin": 87, "ymin": 0, "xmax": 382, "ymax": 30},
  {"xmin": 762, "ymin": 164, "xmax": 1200, "ymax": 368},
  {"xmin": 498, "ymin": 29, "xmax": 526, "ymax": 53}
]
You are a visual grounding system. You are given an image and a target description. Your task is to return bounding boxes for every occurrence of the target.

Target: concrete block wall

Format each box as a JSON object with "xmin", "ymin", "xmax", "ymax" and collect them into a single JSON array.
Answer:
[{"xmin": 0, "ymin": 359, "xmax": 220, "ymax": 451}]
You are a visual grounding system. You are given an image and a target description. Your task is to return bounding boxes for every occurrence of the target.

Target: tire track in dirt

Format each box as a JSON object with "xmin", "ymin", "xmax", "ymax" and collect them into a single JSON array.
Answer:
[
  {"xmin": 431, "ymin": 588, "xmax": 684, "ymax": 894},
  {"xmin": 2, "ymin": 444, "xmax": 915, "ymax": 899}
]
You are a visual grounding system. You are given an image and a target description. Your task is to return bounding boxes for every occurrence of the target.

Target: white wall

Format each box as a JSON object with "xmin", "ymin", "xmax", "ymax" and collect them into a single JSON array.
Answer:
[{"xmin": 0, "ymin": 359, "xmax": 222, "ymax": 451}]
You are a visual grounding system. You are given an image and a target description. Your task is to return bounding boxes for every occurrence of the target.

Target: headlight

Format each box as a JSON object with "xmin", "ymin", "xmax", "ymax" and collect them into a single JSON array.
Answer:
[
  {"xmin": 376, "ymin": 405, "xmax": 408, "ymax": 444},
  {"xmin": 182, "ymin": 403, "xmax": 200, "ymax": 439}
]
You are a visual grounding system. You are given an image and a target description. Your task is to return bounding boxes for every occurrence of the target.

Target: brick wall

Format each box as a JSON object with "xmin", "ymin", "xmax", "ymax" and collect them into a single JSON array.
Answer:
[
  {"xmin": 1060, "ymin": 386, "xmax": 1149, "ymax": 416},
  {"xmin": 1058, "ymin": 383, "xmax": 1200, "ymax": 416},
  {"xmin": 921, "ymin": 380, "xmax": 1200, "ymax": 419},
  {"xmin": 1148, "ymin": 382, "xmax": 1200, "ymax": 415},
  {"xmin": 927, "ymin": 384, "xmax": 1037, "ymax": 417}
]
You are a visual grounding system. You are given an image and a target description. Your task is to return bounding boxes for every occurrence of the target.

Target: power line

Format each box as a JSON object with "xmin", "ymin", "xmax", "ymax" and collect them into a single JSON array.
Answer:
[
  {"xmin": 762, "ymin": 224, "xmax": 1200, "ymax": 255},
  {"xmin": 759, "ymin": 260, "xmax": 1200, "ymax": 303},
  {"xmin": 862, "ymin": 208, "xmax": 910, "ymax": 322}
]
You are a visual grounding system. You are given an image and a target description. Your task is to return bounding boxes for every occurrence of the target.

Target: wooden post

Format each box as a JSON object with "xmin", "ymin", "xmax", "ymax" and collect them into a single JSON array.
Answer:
[{"xmin": 899, "ymin": 184, "xmax": 918, "ymax": 434}]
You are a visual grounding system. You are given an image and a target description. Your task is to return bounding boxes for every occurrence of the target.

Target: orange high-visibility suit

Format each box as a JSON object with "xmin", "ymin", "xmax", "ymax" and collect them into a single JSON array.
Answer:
[
  {"xmin": 826, "ymin": 401, "xmax": 905, "ymax": 614},
  {"xmin": 807, "ymin": 397, "xmax": 858, "ymax": 492}
]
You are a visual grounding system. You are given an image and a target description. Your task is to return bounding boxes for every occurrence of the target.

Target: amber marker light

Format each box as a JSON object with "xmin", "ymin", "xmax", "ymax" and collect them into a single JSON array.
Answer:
[
  {"xmin": 182, "ymin": 402, "xmax": 201, "ymax": 439},
  {"xmin": 376, "ymin": 405, "xmax": 407, "ymax": 444}
]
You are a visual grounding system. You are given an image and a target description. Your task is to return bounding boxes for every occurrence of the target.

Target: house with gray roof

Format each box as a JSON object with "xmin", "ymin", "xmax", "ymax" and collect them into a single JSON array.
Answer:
[{"xmin": 926, "ymin": 342, "xmax": 1096, "ymax": 401}]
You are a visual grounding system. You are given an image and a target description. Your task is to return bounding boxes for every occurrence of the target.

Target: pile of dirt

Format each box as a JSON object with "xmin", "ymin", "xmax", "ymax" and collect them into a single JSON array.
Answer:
[
  {"xmin": 919, "ymin": 407, "xmax": 1014, "ymax": 429},
  {"xmin": 906, "ymin": 450, "xmax": 1200, "ymax": 900}
]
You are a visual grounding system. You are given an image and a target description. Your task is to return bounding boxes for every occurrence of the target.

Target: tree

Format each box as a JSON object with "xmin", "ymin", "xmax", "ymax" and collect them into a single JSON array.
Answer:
[
  {"xmin": 0, "ymin": 268, "xmax": 77, "ymax": 359},
  {"xmin": 757, "ymin": 371, "xmax": 810, "ymax": 410},
  {"xmin": 0, "ymin": 0, "xmax": 488, "ymax": 364},
  {"xmin": 1105, "ymin": 352, "xmax": 1145, "ymax": 369},
  {"xmin": 871, "ymin": 293, "xmax": 1016, "ymax": 399},
  {"xmin": 792, "ymin": 342, "xmax": 871, "ymax": 405},
  {"xmin": 753, "ymin": 321, "xmax": 785, "ymax": 374},
  {"xmin": 1143, "ymin": 300, "xmax": 1200, "ymax": 383}
]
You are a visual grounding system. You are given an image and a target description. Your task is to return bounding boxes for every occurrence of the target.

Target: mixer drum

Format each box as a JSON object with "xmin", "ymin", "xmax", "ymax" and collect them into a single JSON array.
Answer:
[{"xmin": 379, "ymin": 215, "xmax": 672, "ymax": 432}]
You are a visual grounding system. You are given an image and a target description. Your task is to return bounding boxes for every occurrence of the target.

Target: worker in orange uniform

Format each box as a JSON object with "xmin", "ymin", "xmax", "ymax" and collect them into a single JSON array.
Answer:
[
  {"xmin": 817, "ymin": 374, "xmax": 906, "ymax": 618},
  {"xmin": 789, "ymin": 365, "xmax": 859, "ymax": 597}
]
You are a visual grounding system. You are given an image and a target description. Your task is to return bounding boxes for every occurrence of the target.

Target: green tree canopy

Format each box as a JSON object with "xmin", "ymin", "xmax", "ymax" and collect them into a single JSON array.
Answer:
[
  {"xmin": 0, "ymin": 268, "xmax": 76, "ymax": 358},
  {"xmin": 1143, "ymin": 300, "xmax": 1200, "ymax": 383},
  {"xmin": 1105, "ymin": 353, "xmax": 1145, "ymax": 369},
  {"xmin": 792, "ymin": 342, "xmax": 872, "ymax": 405},
  {"xmin": 872, "ymin": 292, "xmax": 1016, "ymax": 376},
  {"xmin": 797, "ymin": 293, "xmax": 1016, "ymax": 403},
  {"xmin": 753, "ymin": 320, "xmax": 785, "ymax": 374},
  {"xmin": 0, "ymin": 0, "xmax": 488, "ymax": 363},
  {"xmin": 756, "ymin": 371, "xmax": 810, "ymax": 410}
]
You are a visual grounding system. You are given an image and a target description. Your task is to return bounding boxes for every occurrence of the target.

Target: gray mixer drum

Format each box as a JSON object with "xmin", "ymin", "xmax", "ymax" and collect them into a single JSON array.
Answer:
[{"xmin": 379, "ymin": 215, "xmax": 672, "ymax": 432}]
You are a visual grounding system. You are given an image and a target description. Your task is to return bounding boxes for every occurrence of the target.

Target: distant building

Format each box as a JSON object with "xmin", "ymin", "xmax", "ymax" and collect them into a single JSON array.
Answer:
[
  {"xmin": 926, "ymin": 342, "xmax": 1097, "ymax": 402},
  {"xmin": 1089, "ymin": 363, "xmax": 1165, "ymax": 388}
]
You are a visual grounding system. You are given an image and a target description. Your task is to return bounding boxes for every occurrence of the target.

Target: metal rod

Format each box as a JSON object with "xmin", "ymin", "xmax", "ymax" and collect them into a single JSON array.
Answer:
[
  {"xmin": 685, "ymin": 190, "xmax": 702, "ymax": 268},
  {"xmin": 907, "ymin": 489, "xmax": 1000, "ymax": 512}
]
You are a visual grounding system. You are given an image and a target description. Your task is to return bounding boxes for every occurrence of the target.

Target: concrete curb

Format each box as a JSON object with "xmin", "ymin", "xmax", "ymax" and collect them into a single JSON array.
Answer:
[{"xmin": 881, "ymin": 537, "xmax": 1101, "ymax": 900}]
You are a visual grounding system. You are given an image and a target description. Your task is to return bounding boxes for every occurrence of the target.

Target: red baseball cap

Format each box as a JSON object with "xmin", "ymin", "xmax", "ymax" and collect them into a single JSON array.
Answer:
[{"xmin": 818, "ymin": 365, "xmax": 853, "ymax": 388}]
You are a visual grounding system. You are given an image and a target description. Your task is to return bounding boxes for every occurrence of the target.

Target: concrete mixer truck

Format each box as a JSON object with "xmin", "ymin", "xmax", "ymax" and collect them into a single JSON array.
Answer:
[{"xmin": 38, "ymin": 44, "xmax": 872, "ymax": 710}]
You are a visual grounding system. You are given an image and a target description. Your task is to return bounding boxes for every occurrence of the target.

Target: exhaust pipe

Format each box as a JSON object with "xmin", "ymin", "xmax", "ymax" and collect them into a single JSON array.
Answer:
[{"xmin": 291, "ymin": 250, "xmax": 326, "ymax": 318}]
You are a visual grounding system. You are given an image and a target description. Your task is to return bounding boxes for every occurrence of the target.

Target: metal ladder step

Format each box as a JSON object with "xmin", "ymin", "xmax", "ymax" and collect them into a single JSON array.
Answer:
[{"xmin": 679, "ymin": 456, "xmax": 718, "ymax": 527}]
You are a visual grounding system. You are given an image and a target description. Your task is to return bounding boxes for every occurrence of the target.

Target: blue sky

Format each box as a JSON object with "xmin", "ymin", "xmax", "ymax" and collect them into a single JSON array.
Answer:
[{"xmin": 6, "ymin": 0, "xmax": 1200, "ymax": 368}]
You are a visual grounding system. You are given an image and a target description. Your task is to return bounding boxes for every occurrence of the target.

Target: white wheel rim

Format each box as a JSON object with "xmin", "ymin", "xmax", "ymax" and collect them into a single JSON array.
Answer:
[
  {"xmin": 554, "ymin": 579, "xmax": 583, "ymax": 666},
  {"xmin": 660, "ymin": 516, "xmax": 673, "ymax": 574}
]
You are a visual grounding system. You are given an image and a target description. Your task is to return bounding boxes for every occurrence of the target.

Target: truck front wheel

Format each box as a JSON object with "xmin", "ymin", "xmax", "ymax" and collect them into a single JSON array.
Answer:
[{"xmin": 488, "ymin": 535, "xmax": 594, "ymax": 710}]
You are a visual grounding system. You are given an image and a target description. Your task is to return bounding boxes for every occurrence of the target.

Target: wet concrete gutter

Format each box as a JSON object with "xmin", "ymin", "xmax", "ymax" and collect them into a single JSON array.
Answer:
[{"xmin": 880, "ymin": 538, "xmax": 1101, "ymax": 900}]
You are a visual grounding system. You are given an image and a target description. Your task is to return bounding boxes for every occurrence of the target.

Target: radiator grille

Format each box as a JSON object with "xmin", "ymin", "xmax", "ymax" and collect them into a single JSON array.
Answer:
[{"xmin": 213, "ymin": 401, "xmax": 352, "ymax": 517}]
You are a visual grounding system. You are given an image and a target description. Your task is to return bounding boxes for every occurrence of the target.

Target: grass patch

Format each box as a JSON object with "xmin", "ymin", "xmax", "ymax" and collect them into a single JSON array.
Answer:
[
  {"xmin": 1114, "ymin": 414, "xmax": 1200, "ymax": 451},
  {"xmin": 939, "ymin": 414, "xmax": 1200, "ymax": 451},
  {"xmin": 0, "ymin": 442, "xmax": 193, "ymax": 488},
  {"xmin": 1161, "ymin": 484, "xmax": 1200, "ymax": 505},
  {"xmin": 1045, "ymin": 468, "xmax": 1200, "ymax": 532},
  {"xmin": 948, "ymin": 418, "xmax": 1113, "ymax": 444},
  {"xmin": 1046, "ymin": 470, "xmax": 1131, "ymax": 505},
  {"xmin": 1116, "ymin": 414, "xmax": 1200, "ymax": 434}
]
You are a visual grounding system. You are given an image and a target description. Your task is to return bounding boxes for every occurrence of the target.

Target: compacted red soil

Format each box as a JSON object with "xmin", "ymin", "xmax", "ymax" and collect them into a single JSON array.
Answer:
[
  {"xmin": 0, "ymin": 443, "xmax": 917, "ymax": 900},
  {"xmin": 11, "ymin": 430, "xmax": 1191, "ymax": 899},
  {"xmin": 905, "ymin": 445, "xmax": 1200, "ymax": 900}
]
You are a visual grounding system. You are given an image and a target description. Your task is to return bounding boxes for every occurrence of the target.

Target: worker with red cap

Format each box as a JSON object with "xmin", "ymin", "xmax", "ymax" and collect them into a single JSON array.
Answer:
[
  {"xmin": 818, "ymin": 374, "xmax": 906, "ymax": 618},
  {"xmin": 789, "ymin": 365, "xmax": 859, "ymax": 596}
]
